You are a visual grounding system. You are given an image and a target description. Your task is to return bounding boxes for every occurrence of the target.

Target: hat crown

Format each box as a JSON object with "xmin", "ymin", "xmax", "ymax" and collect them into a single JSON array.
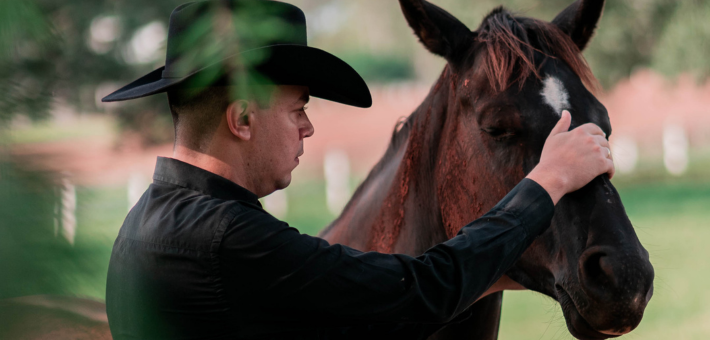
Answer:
[
  {"xmin": 101, "ymin": 0, "xmax": 371, "ymax": 108},
  {"xmin": 163, "ymin": 0, "xmax": 307, "ymax": 78}
]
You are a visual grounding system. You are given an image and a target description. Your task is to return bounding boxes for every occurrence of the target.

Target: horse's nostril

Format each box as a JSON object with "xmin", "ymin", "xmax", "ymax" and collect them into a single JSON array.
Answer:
[
  {"xmin": 582, "ymin": 250, "xmax": 614, "ymax": 285},
  {"xmin": 579, "ymin": 246, "xmax": 625, "ymax": 300},
  {"xmin": 598, "ymin": 255, "xmax": 615, "ymax": 280}
]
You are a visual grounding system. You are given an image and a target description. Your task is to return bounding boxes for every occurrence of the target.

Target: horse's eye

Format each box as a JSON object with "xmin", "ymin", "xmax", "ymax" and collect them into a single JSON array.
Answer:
[{"xmin": 481, "ymin": 127, "xmax": 515, "ymax": 139}]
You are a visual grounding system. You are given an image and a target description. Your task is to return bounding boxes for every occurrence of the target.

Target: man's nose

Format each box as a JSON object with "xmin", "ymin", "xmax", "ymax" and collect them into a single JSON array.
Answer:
[{"xmin": 300, "ymin": 115, "xmax": 315, "ymax": 139}]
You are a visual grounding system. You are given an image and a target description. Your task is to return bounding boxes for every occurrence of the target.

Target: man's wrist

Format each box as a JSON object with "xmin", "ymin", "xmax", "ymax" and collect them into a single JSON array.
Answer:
[{"xmin": 525, "ymin": 166, "xmax": 567, "ymax": 205}]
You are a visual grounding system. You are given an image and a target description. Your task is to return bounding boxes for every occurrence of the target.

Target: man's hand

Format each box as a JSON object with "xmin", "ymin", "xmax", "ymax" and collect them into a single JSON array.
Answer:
[{"xmin": 527, "ymin": 110, "xmax": 615, "ymax": 205}]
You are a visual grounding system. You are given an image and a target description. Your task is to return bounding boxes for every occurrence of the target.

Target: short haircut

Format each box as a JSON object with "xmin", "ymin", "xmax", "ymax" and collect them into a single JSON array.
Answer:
[
  {"xmin": 167, "ymin": 86, "xmax": 231, "ymax": 151},
  {"xmin": 167, "ymin": 78, "xmax": 277, "ymax": 151}
]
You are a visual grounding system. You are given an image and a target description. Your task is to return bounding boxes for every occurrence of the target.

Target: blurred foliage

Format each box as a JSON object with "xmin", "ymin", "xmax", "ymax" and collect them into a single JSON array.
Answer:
[
  {"xmin": 298, "ymin": 0, "xmax": 700, "ymax": 88},
  {"xmin": 651, "ymin": 0, "xmax": 710, "ymax": 81},
  {"xmin": 0, "ymin": 1, "xmax": 59, "ymax": 124},
  {"xmin": 0, "ymin": 160, "xmax": 126, "ymax": 299},
  {"xmin": 0, "ymin": 161, "xmax": 61, "ymax": 298},
  {"xmin": 577, "ymin": 0, "xmax": 680, "ymax": 88},
  {"xmin": 0, "ymin": 0, "xmax": 180, "ymax": 142},
  {"xmin": 1, "ymin": 0, "xmax": 709, "ymax": 137}
]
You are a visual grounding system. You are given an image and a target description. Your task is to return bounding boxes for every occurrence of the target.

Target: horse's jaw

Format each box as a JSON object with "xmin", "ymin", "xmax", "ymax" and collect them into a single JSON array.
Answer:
[{"xmin": 555, "ymin": 285, "xmax": 624, "ymax": 340}]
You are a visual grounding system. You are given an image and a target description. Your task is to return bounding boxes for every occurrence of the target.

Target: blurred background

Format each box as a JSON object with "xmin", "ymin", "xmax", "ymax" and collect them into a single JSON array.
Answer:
[{"xmin": 1, "ymin": 0, "xmax": 709, "ymax": 339}]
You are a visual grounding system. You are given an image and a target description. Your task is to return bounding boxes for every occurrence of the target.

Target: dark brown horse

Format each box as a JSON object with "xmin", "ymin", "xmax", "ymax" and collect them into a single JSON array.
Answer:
[{"xmin": 319, "ymin": 0, "xmax": 654, "ymax": 339}]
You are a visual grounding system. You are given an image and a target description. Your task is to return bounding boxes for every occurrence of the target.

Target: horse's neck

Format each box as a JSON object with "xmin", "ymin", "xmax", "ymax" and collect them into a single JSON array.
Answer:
[
  {"xmin": 321, "ymin": 71, "xmax": 456, "ymax": 255},
  {"xmin": 319, "ymin": 69, "xmax": 503, "ymax": 340}
]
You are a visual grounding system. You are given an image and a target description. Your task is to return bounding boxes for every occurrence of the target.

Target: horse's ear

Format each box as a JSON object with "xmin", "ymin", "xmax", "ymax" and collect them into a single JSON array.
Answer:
[
  {"xmin": 551, "ymin": 0, "xmax": 605, "ymax": 51},
  {"xmin": 399, "ymin": 0, "xmax": 472, "ymax": 62}
]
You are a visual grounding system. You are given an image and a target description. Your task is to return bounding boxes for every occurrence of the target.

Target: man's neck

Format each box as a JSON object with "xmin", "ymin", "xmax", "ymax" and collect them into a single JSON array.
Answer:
[{"xmin": 171, "ymin": 144, "xmax": 256, "ymax": 194}]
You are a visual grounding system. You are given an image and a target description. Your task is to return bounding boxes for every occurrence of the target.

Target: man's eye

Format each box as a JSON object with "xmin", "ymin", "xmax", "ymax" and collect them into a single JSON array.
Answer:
[{"xmin": 301, "ymin": 105, "xmax": 309, "ymax": 111}]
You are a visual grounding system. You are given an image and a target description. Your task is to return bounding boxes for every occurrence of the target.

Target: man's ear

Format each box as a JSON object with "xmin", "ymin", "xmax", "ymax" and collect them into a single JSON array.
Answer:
[
  {"xmin": 399, "ymin": 0, "xmax": 473, "ymax": 63},
  {"xmin": 226, "ymin": 100, "xmax": 251, "ymax": 141},
  {"xmin": 551, "ymin": 0, "xmax": 605, "ymax": 52}
]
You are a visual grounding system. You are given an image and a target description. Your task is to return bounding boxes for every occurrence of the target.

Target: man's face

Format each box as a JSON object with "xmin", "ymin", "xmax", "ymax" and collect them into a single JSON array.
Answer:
[{"xmin": 248, "ymin": 85, "xmax": 314, "ymax": 194}]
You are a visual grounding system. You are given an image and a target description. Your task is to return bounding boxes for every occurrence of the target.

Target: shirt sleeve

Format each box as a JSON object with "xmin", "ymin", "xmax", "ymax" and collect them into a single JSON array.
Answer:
[{"xmin": 218, "ymin": 178, "xmax": 554, "ymax": 334}]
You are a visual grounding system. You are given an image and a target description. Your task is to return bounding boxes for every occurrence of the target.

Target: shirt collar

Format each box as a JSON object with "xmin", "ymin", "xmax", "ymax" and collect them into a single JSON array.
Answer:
[{"xmin": 152, "ymin": 156, "xmax": 261, "ymax": 205}]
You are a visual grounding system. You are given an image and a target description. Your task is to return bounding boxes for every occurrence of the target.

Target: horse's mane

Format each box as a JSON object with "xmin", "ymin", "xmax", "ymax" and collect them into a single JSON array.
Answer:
[{"xmin": 477, "ymin": 7, "xmax": 599, "ymax": 93}]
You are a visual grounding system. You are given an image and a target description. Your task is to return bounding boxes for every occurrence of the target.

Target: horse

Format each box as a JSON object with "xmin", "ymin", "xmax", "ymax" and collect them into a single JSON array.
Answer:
[{"xmin": 319, "ymin": 0, "xmax": 654, "ymax": 339}]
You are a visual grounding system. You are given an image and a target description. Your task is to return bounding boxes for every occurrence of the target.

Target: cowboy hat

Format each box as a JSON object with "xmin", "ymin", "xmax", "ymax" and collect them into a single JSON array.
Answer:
[{"xmin": 102, "ymin": 0, "xmax": 372, "ymax": 108}]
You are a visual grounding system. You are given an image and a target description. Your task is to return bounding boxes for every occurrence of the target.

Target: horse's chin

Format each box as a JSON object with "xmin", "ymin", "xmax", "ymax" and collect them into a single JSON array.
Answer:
[{"xmin": 555, "ymin": 286, "xmax": 625, "ymax": 340}]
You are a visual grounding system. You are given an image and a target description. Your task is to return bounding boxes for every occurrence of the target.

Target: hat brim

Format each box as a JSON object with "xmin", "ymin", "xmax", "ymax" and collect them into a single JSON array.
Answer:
[{"xmin": 101, "ymin": 45, "xmax": 372, "ymax": 108}]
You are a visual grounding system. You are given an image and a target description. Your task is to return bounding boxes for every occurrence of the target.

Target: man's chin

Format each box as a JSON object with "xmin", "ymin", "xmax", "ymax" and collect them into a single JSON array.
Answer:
[{"xmin": 275, "ymin": 175, "xmax": 292, "ymax": 191}]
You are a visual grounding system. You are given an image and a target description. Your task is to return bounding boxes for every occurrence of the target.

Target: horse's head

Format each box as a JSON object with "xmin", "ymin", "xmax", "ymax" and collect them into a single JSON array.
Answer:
[{"xmin": 399, "ymin": 0, "xmax": 654, "ymax": 338}]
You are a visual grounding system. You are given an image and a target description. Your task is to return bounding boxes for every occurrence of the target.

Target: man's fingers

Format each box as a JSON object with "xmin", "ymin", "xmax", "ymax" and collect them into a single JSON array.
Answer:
[
  {"xmin": 594, "ymin": 135, "xmax": 609, "ymax": 149},
  {"xmin": 578, "ymin": 122, "xmax": 606, "ymax": 137},
  {"xmin": 606, "ymin": 158, "xmax": 616, "ymax": 179},
  {"xmin": 549, "ymin": 110, "xmax": 572, "ymax": 136}
]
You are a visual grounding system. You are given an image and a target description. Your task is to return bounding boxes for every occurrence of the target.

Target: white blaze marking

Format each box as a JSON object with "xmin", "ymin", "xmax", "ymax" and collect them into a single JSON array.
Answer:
[{"xmin": 541, "ymin": 76, "xmax": 570, "ymax": 115}]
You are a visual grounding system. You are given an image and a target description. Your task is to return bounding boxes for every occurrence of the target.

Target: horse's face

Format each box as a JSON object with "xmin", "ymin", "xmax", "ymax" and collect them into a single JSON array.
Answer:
[
  {"xmin": 486, "ymin": 58, "xmax": 654, "ymax": 339},
  {"xmin": 400, "ymin": 0, "xmax": 654, "ymax": 338}
]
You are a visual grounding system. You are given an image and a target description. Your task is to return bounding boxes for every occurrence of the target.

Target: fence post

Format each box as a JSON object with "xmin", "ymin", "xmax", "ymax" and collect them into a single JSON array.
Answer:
[
  {"xmin": 611, "ymin": 135, "xmax": 638, "ymax": 174},
  {"xmin": 263, "ymin": 190, "xmax": 288, "ymax": 219},
  {"xmin": 324, "ymin": 148, "xmax": 351, "ymax": 216},
  {"xmin": 54, "ymin": 177, "xmax": 76, "ymax": 245},
  {"xmin": 128, "ymin": 171, "xmax": 150, "ymax": 212},
  {"xmin": 663, "ymin": 123, "xmax": 689, "ymax": 176}
]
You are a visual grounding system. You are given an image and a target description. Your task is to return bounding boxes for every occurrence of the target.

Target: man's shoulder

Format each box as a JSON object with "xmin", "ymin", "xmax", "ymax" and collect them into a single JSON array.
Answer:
[{"xmin": 118, "ymin": 183, "xmax": 259, "ymax": 253}]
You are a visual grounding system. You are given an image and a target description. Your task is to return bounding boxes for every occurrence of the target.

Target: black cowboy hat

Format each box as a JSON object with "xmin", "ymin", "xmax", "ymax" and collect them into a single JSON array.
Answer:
[{"xmin": 102, "ymin": 0, "xmax": 372, "ymax": 108}]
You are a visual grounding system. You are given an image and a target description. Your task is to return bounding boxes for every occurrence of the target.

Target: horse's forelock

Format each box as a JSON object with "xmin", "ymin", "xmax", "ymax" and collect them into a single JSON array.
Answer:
[{"xmin": 476, "ymin": 8, "xmax": 599, "ymax": 94}]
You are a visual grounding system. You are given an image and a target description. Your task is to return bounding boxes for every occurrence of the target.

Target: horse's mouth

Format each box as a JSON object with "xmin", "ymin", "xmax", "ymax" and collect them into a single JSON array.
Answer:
[{"xmin": 555, "ymin": 285, "xmax": 621, "ymax": 340}]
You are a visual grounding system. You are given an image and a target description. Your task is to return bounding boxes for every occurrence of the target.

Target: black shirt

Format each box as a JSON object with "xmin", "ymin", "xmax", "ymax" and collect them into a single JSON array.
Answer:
[{"xmin": 106, "ymin": 157, "xmax": 554, "ymax": 340}]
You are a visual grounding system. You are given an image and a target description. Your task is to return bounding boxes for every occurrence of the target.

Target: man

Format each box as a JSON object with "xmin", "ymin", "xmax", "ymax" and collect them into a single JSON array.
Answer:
[{"xmin": 103, "ymin": 1, "xmax": 615, "ymax": 339}]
